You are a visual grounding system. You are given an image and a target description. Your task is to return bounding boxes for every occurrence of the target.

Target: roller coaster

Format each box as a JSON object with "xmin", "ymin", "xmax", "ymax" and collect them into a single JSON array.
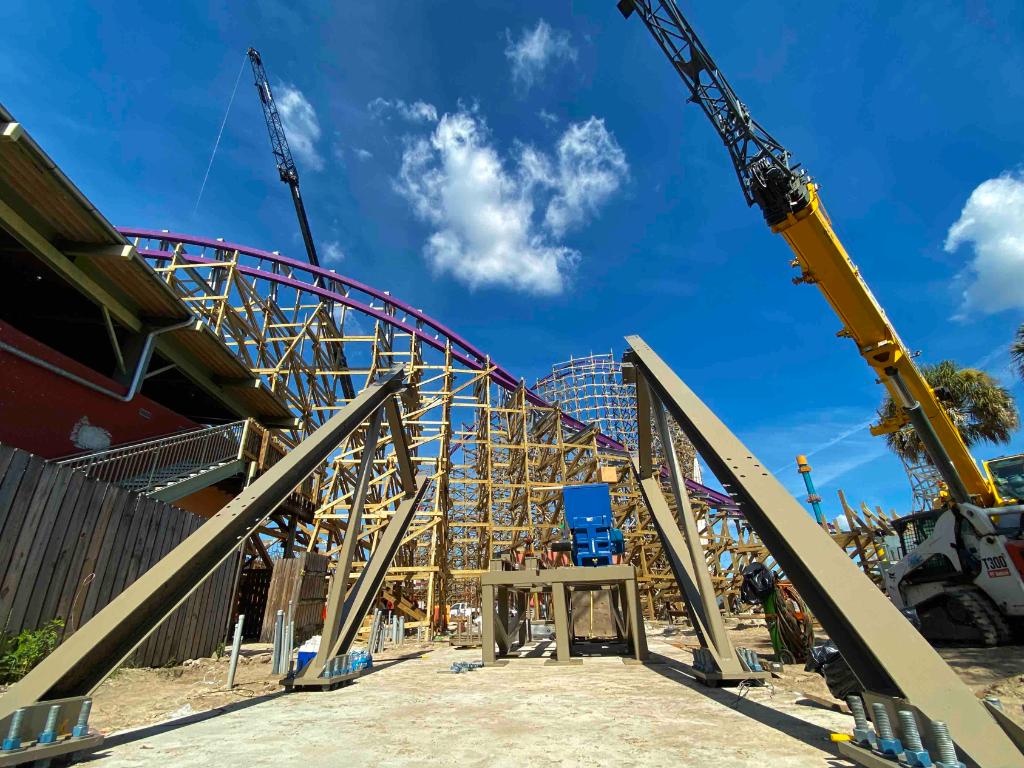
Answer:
[{"xmin": 115, "ymin": 228, "xmax": 752, "ymax": 624}]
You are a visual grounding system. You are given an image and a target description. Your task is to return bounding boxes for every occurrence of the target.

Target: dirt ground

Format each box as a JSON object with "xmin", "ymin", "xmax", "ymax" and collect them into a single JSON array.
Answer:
[
  {"xmin": 667, "ymin": 621, "xmax": 1024, "ymax": 729},
  {"xmin": 56, "ymin": 620, "xmax": 1024, "ymax": 767},
  {"xmin": 83, "ymin": 633, "xmax": 852, "ymax": 768},
  {"xmin": 87, "ymin": 644, "xmax": 285, "ymax": 734},
  {"xmin": 85, "ymin": 639, "xmax": 435, "ymax": 733}
]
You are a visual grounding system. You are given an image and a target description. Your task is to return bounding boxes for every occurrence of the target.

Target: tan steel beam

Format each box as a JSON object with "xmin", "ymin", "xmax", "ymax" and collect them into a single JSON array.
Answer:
[
  {"xmin": 386, "ymin": 396, "xmax": 416, "ymax": 495},
  {"xmin": 328, "ymin": 475, "xmax": 430, "ymax": 658},
  {"xmin": 624, "ymin": 334, "xmax": 1021, "ymax": 767},
  {"xmin": 304, "ymin": 406, "xmax": 384, "ymax": 674},
  {"xmin": 634, "ymin": 468, "xmax": 744, "ymax": 670},
  {"xmin": 330, "ymin": 407, "xmax": 385, "ymax": 619},
  {"xmin": 651, "ymin": 392, "xmax": 744, "ymax": 675},
  {"xmin": 551, "ymin": 583, "xmax": 571, "ymax": 663},
  {"xmin": 0, "ymin": 366, "xmax": 407, "ymax": 721},
  {"xmin": 482, "ymin": 583, "xmax": 497, "ymax": 664}
]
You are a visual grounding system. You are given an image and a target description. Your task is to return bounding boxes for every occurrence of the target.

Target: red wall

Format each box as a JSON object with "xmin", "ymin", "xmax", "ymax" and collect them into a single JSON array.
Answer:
[
  {"xmin": 0, "ymin": 321, "xmax": 197, "ymax": 458},
  {"xmin": 175, "ymin": 485, "xmax": 237, "ymax": 519}
]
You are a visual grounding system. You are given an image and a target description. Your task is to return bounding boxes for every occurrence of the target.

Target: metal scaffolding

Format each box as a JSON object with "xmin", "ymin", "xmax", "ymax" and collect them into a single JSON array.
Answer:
[
  {"xmin": 535, "ymin": 353, "xmax": 640, "ymax": 453},
  {"xmin": 535, "ymin": 352, "xmax": 702, "ymax": 482}
]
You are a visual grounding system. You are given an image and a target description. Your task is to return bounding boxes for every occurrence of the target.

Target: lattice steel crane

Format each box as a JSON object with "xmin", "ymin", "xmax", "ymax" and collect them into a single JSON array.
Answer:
[
  {"xmin": 616, "ymin": 0, "xmax": 995, "ymax": 505},
  {"xmin": 247, "ymin": 48, "xmax": 320, "ymax": 268},
  {"xmin": 619, "ymin": 0, "xmax": 1024, "ymax": 645}
]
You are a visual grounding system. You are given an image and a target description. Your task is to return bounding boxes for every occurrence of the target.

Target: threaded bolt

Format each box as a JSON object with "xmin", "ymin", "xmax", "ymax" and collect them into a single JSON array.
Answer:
[
  {"xmin": 897, "ymin": 710, "xmax": 923, "ymax": 751},
  {"xmin": 37, "ymin": 704, "xmax": 60, "ymax": 744},
  {"xmin": 2, "ymin": 708, "xmax": 24, "ymax": 751},
  {"xmin": 72, "ymin": 699, "xmax": 92, "ymax": 738},
  {"xmin": 847, "ymin": 696, "xmax": 869, "ymax": 730},
  {"xmin": 930, "ymin": 721, "xmax": 958, "ymax": 765},
  {"xmin": 871, "ymin": 702, "xmax": 894, "ymax": 740},
  {"xmin": 5, "ymin": 709, "xmax": 23, "ymax": 741}
]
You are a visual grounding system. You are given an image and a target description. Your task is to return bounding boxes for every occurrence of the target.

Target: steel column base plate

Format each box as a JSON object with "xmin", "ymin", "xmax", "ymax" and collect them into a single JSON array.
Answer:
[
  {"xmin": 0, "ymin": 732, "xmax": 102, "ymax": 767},
  {"xmin": 691, "ymin": 668, "xmax": 772, "ymax": 687},
  {"xmin": 837, "ymin": 739, "xmax": 904, "ymax": 768},
  {"xmin": 283, "ymin": 668, "xmax": 366, "ymax": 691}
]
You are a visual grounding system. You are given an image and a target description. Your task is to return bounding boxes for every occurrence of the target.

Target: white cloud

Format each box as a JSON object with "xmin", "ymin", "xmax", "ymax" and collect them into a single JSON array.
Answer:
[
  {"xmin": 353, "ymin": 148, "xmax": 373, "ymax": 161},
  {"xmin": 505, "ymin": 19, "xmax": 577, "ymax": 91},
  {"xmin": 323, "ymin": 241, "xmax": 345, "ymax": 263},
  {"xmin": 831, "ymin": 515, "xmax": 851, "ymax": 532},
  {"xmin": 276, "ymin": 84, "xmax": 323, "ymax": 171},
  {"xmin": 538, "ymin": 109, "xmax": 559, "ymax": 125},
  {"xmin": 368, "ymin": 98, "xmax": 438, "ymax": 123},
  {"xmin": 394, "ymin": 110, "xmax": 627, "ymax": 295},
  {"xmin": 945, "ymin": 170, "xmax": 1024, "ymax": 317},
  {"xmin": 544, "ymin": 118, "xmax": 628, "ymax": 235}
]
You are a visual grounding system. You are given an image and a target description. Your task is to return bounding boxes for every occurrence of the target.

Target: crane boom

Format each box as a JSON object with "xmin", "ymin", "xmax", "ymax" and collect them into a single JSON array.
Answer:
[
  {"xmin": 247, "ymin": 48, "xmax": 320, "ymax": 268},
  {"xmin": 618, "ymin": 0, "xmax": 994, "ymax": 505}
]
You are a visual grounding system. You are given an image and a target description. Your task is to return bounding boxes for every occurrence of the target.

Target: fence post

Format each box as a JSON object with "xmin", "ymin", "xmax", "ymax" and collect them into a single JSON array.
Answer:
[
  {"xmin": 271, "ymin": 610, "xmax": 285, "ymax": 674},
  {"xmin": 227, "ymin": 615, "xmax": 245, "ymax": 690}
]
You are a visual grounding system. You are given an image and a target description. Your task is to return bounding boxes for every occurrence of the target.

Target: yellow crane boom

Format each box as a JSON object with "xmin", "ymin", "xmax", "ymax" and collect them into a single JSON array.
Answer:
[{"xmin": 618, "ymin": 0, "xmax": 993, "ymax": 505}]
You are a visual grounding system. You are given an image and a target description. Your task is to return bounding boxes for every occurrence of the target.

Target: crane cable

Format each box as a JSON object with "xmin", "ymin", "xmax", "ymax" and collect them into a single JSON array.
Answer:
[{"xmin": 192, "ymin": 53, "xmax": 248, "ymax": 217}]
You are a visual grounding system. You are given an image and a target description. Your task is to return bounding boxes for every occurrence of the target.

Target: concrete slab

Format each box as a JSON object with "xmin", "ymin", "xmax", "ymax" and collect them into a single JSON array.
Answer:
[{"xmin": 86, "ymin": 639, "xmax": 853, "ymax": 767}]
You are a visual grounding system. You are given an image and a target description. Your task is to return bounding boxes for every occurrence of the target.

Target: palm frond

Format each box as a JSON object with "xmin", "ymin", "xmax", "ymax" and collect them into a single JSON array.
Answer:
[
  {"xmin": 1012, "ymin": 323, "xmax": 1024, "ymax": 381},
  {"xmin": 879, "ymin": 360, "xmax": 1020, "ymax": 464}
]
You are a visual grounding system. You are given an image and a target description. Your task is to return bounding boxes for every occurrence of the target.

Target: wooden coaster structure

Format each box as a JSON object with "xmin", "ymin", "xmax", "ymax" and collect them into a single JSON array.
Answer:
[
  {"xmin": 118, "ymin": 231, "xmax": 774, "ymax": 625},
  {"xmin": 4, "ymin": 212, "xmax": 893, "ymax": 637},
  {"xmin": 832, "ymin": 490, "xmax": 896, "ymax": 587},
  {"xmin": 110, "ymin": 231, "xmax": 902, "ymax": 626}
]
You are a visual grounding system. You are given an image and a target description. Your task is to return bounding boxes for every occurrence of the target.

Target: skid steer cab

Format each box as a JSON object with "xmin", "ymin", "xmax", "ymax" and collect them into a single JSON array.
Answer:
[{"xmin": 883, "ymin": 502, "xmax": 1024, "ymax": 646}]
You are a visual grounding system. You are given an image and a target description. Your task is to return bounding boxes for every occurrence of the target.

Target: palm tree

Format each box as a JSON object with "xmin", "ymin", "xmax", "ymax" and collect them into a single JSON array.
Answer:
[
  {"xmin": 1013, "ymin": 323, "xmax": 1024, "ymax": 381},
  {"xmin": 879, "ymin": 360, "xmax": 1019, "ymax": 464}
]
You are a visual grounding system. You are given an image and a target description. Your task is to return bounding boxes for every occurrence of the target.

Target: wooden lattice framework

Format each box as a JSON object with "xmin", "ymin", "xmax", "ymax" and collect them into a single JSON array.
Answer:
[
  {"xmin": 122, "ymin": 232, "xmax": 698, "ymax": 623},
  {"xmin": 122, "ymin": 231, "xmax": 894, "ymax": 627}
]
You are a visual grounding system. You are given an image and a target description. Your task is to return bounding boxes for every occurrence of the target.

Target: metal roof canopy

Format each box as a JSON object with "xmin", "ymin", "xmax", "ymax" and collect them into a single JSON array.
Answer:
[{"xmin": 0, "ymin": 103, "xmax": 292, "ymax": 428}]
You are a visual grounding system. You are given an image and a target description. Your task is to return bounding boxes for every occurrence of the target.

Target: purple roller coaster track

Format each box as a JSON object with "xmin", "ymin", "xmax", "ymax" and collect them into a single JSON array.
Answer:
[{"xmin": 119, "ymin": 227, "xmax": 735, "ymax": 508}]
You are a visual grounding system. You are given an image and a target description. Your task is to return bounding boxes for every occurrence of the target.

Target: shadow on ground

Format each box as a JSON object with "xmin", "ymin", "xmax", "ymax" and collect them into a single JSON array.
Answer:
[
  {"xmin": 83, "ymin": 651, "xmax": 426, "ymax": 759},
  {"xmin": 645, "ymin": 651, "xmax": 842, "ymax": 753},
  {"xmin": 938, "ymin": 645, "xmax": 1024, "ymax": 681}
]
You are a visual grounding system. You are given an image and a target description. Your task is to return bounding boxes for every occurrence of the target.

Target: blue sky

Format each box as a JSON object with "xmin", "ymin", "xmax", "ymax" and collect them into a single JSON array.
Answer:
[{"xmin": 3, "ymin": 1, "xmax": 1024, "ymax": 518}]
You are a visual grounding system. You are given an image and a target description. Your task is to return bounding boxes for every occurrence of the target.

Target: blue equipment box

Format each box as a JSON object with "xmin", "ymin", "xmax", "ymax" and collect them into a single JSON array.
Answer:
[{"xmin": 563, "ymin": 484, "xmax": 624, "ymax": 567}]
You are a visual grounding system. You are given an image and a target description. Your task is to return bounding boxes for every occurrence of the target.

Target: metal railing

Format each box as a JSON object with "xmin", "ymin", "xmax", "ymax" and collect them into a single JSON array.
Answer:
[{"xmin": 58, "ymin": 421, "xmax": 248, "ymax": 494}]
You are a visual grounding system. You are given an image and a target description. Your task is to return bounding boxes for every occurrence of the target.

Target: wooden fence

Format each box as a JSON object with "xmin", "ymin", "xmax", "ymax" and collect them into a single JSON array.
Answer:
[
  {"xmin": 235, "ymin": 566, "xmax": 272, "ymax": 640},
  {"xmin": 258, "ymin": 552, "xmax": 328, "ymax": 645},
  {"xmin": 0, "ymin": 444, "xmax": 235, "ymax": 667}
]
